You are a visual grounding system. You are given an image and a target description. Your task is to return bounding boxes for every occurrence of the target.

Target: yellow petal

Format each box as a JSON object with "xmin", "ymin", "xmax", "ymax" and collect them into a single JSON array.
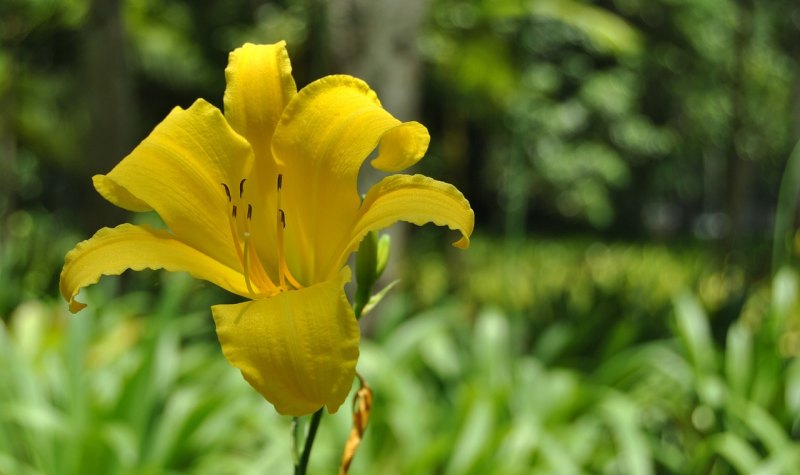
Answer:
[
  {"xmin": 223, "ymin": 42, "xmax": 297, "ymax": 279},
  {"xmin": 329, "ymin": 174, "xmax": 474, "ymax": 273},
  {"xmin": 369, "ymin": 120, "xmax": 430, "ymax": 172},
  {"xmin": 93, "ymin": 99, "xmax": 253, "ymax": 271},
  {"xmin": 212, "ymin": 268, "xmax": 359, "ymax": 416},
  {"xmin": 224, "ymin": 41, "xmax": 296, "ymax": 164},
  {"xmin": 93, "ymin": 175, "xmax": 150, "ymax": 212},
  {"xmin": 60, "ymin": 224, "xmax": 249, "ymax": 313},
  {"xmin": 271, "ymin": 75, "xmax": 429, "ymax": 284}
]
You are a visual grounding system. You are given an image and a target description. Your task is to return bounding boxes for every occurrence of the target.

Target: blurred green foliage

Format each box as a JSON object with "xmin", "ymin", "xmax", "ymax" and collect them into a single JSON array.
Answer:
[
  {"xmin": 3, "ymin": 0, "xmax": 797, "ymax": 238},
  {"xmin": 0, "ymin": 275, "xmax": 297, "ymax": 475},
  {"xmin": 406, "ymin": 236, "xmax": 730, "ymax": 367},
  {"xmin": 423, "ymin": 0, "xmax": 797, "ymax": 238},
  {"xmin": 354, "ymin": 266, "xmax": 800, "ymax": 473},
  {"xmin": 0, "ymin": 211, "xmax": 79, "ymax": 316},
  {"xmin": 2, "ymin": 239, "xmax": 799, "ymax": 473}
]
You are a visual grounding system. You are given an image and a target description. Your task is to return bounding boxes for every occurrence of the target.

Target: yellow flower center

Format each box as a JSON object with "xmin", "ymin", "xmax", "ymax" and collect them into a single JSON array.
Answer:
[{"xmin": 222, "ymin": 174, "xmax": 302, "ymax": 297}]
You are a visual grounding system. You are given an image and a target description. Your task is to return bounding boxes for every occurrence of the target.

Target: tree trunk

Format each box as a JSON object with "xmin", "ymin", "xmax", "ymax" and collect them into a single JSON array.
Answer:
[
  {"xmin": 81, "ymin": 0, "xmax": 134, "ymax": 229},
  {"xmin": 724, "ymin": 0, "xmax": 754, "ymax": 258},
  {"xmin": 328, "ymin": 0, "xmax": 429, "ymax": 121},
  {"xmin": 0, "ymin": 58, "xmax": 16, "ymax": 224}
]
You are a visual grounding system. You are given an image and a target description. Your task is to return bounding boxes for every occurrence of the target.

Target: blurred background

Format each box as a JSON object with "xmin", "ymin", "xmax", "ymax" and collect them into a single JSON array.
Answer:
[{"xmin": 2, "ymin": 0, "xmax": 800, "ymax": 473}]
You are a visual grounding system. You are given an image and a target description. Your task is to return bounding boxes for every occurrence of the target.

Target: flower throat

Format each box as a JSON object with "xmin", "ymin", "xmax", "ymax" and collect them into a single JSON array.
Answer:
[{"xmin": 223, "ymin": 174, "xmax": 302, "ymax": 297}]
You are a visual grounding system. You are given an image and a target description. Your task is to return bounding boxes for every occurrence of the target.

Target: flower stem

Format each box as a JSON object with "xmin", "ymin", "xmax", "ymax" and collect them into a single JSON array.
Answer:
[{"xmin": 294, "ymin": 408, "xmax": 324, "ymax": 475}]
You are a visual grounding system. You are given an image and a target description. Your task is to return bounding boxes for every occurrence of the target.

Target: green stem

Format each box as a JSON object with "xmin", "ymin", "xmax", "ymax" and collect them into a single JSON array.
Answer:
[{"xmin": 294, "ymin": 408, "xmax": 324, "ymax": 475}]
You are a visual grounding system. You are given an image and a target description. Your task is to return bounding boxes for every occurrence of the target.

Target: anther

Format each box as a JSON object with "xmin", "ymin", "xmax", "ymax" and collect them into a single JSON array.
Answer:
[
  {"xmin": 232, "ymin": 205, "xmax": 237, "ymax": 218},
  {"xmin": 239, "ymin": 179, "xmax": 246, "ymax": 198},
  {"xmin": 277, "ymin": 174, "xmax": 283, "ymax": 190},
  {"xmin": 279, "ymin": 209, "xmax": 286, "ymax": 228},
  {"xmin": 222, "ymin": 183, "xmax": 231, "ymax": 202},
  {"xmin": 247, "ymin": 204, "xmax": 253, "ymax": 220}
]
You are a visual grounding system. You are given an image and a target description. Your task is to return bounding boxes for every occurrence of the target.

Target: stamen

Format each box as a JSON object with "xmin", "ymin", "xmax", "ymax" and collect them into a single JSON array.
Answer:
[
  {"xmin": 240, "ymin": 199, "xmax": 255, "ymax": 296},
  {"xmin": 226, "ymin": 206, "xmax": 244, "ymax": 273},
  {"xmin": 242, "ymin": 230, "xmax": 258, "ymax": 297},
  {"xmin": 276, "ymin": 174, "xmax": 287, "ymax": 289},
  {"xmin": 276, "ymin": 210, "xmax": 287, "ymax": 289},
  {"xmin": 248, "ymin": 241, "xmax": 274, "ymax": 291},
  {"xmin": 274, "ymin": 173, "xmax": 303, "ymax": 290},
  {"xmin": 282, "ymin": 253, "xmax": 304, "ymax": 289},
  {"xmin": 244, "ymin": 204, "xmax": 277, "ymax": 292},
  {"xmin": 224, "ymin": 180, "xmax": 278, "ymax": 297}
]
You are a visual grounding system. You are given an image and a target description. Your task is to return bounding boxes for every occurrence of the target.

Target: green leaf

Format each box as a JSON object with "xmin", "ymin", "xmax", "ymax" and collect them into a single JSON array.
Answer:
[
  {"xmin": 710, "ymin": 432, "xmax": 760, "ymax": 474},
  {"xmin": 359, "ymin": 279, "xmax": 399, "ymax": 318},
  {"xmin": 444, "ymin": 396, "xmax": 494, "ymax": 475},
  {"xmin": 752, "ymin": 446, "xmax": 800, "ymax": 475},
  {"xmin": 785, "ymin": 359, "xmax": 800, "ymax": 415},
  {"xmin": 729, "ymin": 397, "xmax": 789, "ymax": 453},
  {"xmin": 601, "ymin": 395, "xmax": 654, "ymax": 475},
  {"xmin": 725, "ymin": 322, "xmax": 752, "ymax": 397},
  {"xmin": 771, "ymin": 267, "xmax": 798, "ymax": 320},
  {"xmin": 674, "ymin": 293, "xmax": 716, "ymax": 374},
  {"xmin": 99, "ymin": 423, "xmax": 138, "ymax": 469},
  {"xmin": 0, "ymin": 452, "xmax": 39, "ymax": 475},
  {"xmin": 375, "ymin": 233, "xmax": 391, "ymax": 278},
  {"xmin": 473, "ymin": 308, "xmax": 512, "ymax": 391},
  {"xmin": 356, "ymin": 230, "xmax": 380, "ymax": 289},
  {"xmin": 355, "ymin": 231, "xmax": 390, "ymax": 319},
  {"xmin": 488, "ymin": 0, "xmax": 643, "ymax": 56},
  {"xmin": 419, "ymin": 326, "xmax": 461, "ymax": 380}
]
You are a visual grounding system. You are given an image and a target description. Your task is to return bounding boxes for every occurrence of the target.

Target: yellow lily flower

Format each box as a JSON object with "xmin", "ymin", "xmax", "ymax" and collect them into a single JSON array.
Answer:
[{"xmin": 60, "ymin": 42, "xmax": 474, "ymax": 416}]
